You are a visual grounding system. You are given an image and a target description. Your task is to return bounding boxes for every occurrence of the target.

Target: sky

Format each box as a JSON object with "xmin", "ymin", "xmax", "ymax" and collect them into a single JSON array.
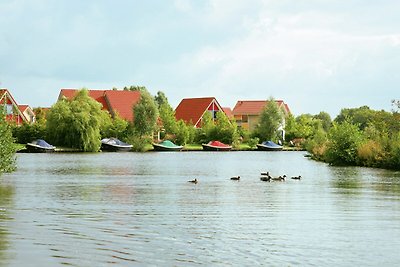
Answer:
[{"xmin": 1, "ymin": 0, "xmax": 399, "ymax": 117}]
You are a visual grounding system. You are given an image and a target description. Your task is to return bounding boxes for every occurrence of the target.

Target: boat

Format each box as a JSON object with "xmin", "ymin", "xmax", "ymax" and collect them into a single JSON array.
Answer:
[
  {"xmin": 257, "ymin": 141, "xmax": 283, "ymax": 151},
  {"xmin": 26, "ymin": 139, "xmax": 56, "ymax": 153},
  {"xmin": 202, "ymin": 141, "xmax": 232, "ymax": 151},
  {"xmin": 152, "ymin": 140, "xmax": 183, "ymax": 151},
  {"xmin": 101, "ymin": 138, "xmax": 132, "ymax": 152}
]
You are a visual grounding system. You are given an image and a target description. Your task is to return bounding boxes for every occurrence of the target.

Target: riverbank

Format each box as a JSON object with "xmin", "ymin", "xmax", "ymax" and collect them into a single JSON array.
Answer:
[{"xmin": 16, "ymin": 143, "xmax": 305, "ymax": 153}]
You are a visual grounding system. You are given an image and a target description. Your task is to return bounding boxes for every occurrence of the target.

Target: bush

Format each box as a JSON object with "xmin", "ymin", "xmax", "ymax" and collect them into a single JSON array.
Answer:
[
  {"xmin": 325, "ymin": 121, "xmax": 365, "ymax": 166},
  {"xmin": 0, "ymin": 112, "xmax": 16, "ymax": 174}
]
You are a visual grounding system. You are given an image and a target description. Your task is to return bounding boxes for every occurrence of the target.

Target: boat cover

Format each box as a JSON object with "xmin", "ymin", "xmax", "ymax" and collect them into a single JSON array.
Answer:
[
  {"xmin": 31, "ymin": 139, "xmax": 54, "ymax": 148},
  {"xmin": 102, "ymin": 138, "xmax": 131, "ymax": 146},
  {"xmin": 208, "ymin": 141, "xmax": 231, "ymax": 147},
  {"xmin": 158, "ymin": 140, "xmax": 181, "ymax": 148},
  {"xmin": 261, "ymin": 141, "xmax": 282, "ymax": 148}
]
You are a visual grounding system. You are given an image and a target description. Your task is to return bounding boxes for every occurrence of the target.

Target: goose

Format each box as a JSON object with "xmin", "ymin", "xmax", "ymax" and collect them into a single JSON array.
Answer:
[
  {"xmin": 260, "ymin": 176, "xmax": 271, "ymax": 182},
  {"xmin": 291, "ymin": 175, "xmax": 302, "ymax": 180},
  {"xmin": 230, "ymin": 176, "xmax": 240, "ymax": 180},
  {"xmin": 188, "ymin": 178, "xmax": 198, "ymax": 184},
  {"xmin": 271, "ymin": 175, "xmax": 286, "ymax": 181}
]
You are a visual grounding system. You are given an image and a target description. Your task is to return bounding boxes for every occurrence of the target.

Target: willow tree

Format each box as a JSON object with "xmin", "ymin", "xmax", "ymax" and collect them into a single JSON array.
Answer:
[
  {"xmin": 46, "ymin": 89, "xmax": 109, "ymax": 152},
  {"xmin": 254, "ymin": 97, "xmax": 283, "ymax": 142},
  {"xmin": 133, "ymin": 90, "xmax": 159, "ymax": 137}
]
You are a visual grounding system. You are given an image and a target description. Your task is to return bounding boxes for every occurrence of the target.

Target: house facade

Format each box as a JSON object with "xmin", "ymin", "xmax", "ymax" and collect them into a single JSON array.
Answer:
[
  {"xmin": 232, "ymin": 100, "xmax": 291, "ymax": 133},
  {"xmin": 175, "ymin": 97, "xmax": 226, "ymax": 128},
  {"xmin": 58, "ymin": 89, "xmax": 141, "ymax": 121},
  {"xmin": 0, "ymin": 89, "xmax": 35, "ymax": 125}
]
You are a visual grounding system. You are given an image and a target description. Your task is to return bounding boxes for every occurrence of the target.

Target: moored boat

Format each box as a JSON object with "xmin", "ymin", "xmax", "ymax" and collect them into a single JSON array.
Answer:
[
  {"xmin": 153, "ymin": 140, "xmax": 183, "ymax": 151},
  {"xmin": 257, "ymin": 141, "xmax": 283, "ymax": 151},
  {"xmin": 101, "ymin": 138, "xmax": 132, "ymax": 152},
  {"xmin": 202, "ymin": 140, "xmax": 232, "ymax": 151},
  {"xmin": 26, "ymin": 139, "xmax": 55, "ymax": 153}
]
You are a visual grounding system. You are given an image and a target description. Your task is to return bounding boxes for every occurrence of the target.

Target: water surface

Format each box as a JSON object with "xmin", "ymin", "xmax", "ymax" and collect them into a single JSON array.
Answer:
[{"xmin": 1, "ymin": 152, "xmax": 399, "ymax": 266}]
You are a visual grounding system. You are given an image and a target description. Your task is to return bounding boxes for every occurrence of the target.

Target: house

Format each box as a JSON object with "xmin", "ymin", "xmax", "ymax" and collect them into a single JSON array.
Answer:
[
  {"xmin": 0, "ymin": 88, "xmax": 35, "ymax": 125},
  {"xmin": 175, "ymin": 97, "xmax": 226, "ymax": 128},
  {"xmin": 58, "ymin": 89, "xmax": 141, "ymax": 121},
  {"xmin": 222, "ymin": 107, "xmax": 234, "ymax": 119},
  {"xmin": 232, "ymin": 100, "xmax": 291, "ymax": 132}
]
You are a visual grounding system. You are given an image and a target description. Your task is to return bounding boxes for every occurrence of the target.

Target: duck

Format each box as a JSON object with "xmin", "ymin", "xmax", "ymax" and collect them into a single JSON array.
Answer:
[
  {"xmin": 230, "ymin": 176, "xmax": 240, "ymax": 180},
  {"xmin": 271, "ymin": 175, "xmax": 286, "ymax": 181},
  {"xmin": 188, "ymin": 178, "xmax": 198, "ymax": 184},
  {"xmin": 291, "ymin": 175, "xmax": 302, "ymax": 180},
  {"xmin": 260, "ymin": 176, "xmax": 271, "ymax": 182}
]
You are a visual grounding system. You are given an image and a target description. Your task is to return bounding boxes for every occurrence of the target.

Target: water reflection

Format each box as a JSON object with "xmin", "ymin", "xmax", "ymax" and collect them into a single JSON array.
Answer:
[
  {"xmin": 0, "ymin": 183, "xmax": 14, "ymax": 265},
  {"xmin": 329, "ymin": 167, "xmax": 363, "ymax": 194},
  {"xmin": 3, "ymin": 152, "xmax": 400, "ymax": 266}
]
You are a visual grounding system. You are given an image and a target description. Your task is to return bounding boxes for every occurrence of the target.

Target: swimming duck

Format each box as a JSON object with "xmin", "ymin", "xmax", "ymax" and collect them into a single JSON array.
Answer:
[
  {"xmin": 230, "ymin": 176, "xmax": 240, "ymax": 180},
  {"xmin": 260, "ymin": 176, "xmax": 271, "ymax": 182},
  {"xmin": 271, "ymin": 175, "xmax": 286, "ymax": 181},
  {"xmin": 291, "ymin": 175, "xmax": 302, "ymax": 180},
  {"xmin": 188, "ymin": 178, "xmax": 198, "ymax": 184}
]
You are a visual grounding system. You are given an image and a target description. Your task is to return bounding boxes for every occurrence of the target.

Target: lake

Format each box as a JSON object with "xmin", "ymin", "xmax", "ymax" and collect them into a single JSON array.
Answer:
[{"xmin": 1, "ymin": 151, "xmax": 400, "ymax": 266}]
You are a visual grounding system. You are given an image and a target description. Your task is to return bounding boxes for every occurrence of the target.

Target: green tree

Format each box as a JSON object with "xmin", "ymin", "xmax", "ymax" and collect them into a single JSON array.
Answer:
[
  {"xmin": 325, "ymin": 120, "xmax": 365, "ymax": 165},
  {"xmin": 314, "ymin": 111, "xmax": 332, "ymax": 132},
  {"xmin": 100, "ymin": 112, "xmax": 128, "ymax": 140},
  {"xmin": 253, "ymin": 98, "xmax": 283, "ymax": 142},
  {"xmin": 133, "ymin": 90, "xmax": 159, "ymax": 137},
  {"xmin": 0, "ymin": 109, "xmax": 16, "ymax": 174},
  {"xmin": 46, "ymin": 89, "xmax": 108, "ymax": 152}
]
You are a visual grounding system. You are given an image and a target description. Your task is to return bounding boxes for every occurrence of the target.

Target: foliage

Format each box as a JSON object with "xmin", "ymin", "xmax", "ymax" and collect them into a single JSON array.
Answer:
[
  {"xmin": 0, "ymin": 109, "xmax": 16, "ymax": 174},
  {"xmin": 123, "ymin": 85, "xmax": 147, "ymax": 92},
  {"xmin": 324, "ymin": 121, "xmax": 365, "ymax": 166},
  {"xmin": 247, "ymin": 137, "xmax": 259, "ymax": 148},
  {"xmin": 126, "ymin": 135, "xmax": 152, "ymax": 152},
  {"xmin": 314, "ymin": 111, "xmax": 332, "ymax": 132},
  {"xmin": 46, "ymin": 89, "xmax": 108, "ymax": 152},
  {"xmin": 305, "ymin": 127, "xmax": 328, "ymax": 161},
  {"xmin": 174, "ymin": 120, "xmax": 191, "ymax": 145},
  {"xmin": 133, "ymin": 90, "xmax": 159, "ymax": 137},
  {"xmin": 12, "ymin": 122, "xmax": 46, "ymax": 144},
  {"xmin": 194, "ymin": 111, "xmax": 238, "ymax": 145},
  {"xmin": 158, "ymin": 102, "xmax": 177, "ymax": 135},
  {"xmin": 100, "ymin": 113, "xmax": 128, "ymax": 140},
  {"xmin": 253, "ymin": 97, "xmax": 283, "ymax": 142}
]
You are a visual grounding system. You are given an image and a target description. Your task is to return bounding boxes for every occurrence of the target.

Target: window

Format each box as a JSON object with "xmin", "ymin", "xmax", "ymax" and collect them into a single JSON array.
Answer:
[{"xmin": 242, "ymin": 115, "xmax": 248, "ymax": 122}]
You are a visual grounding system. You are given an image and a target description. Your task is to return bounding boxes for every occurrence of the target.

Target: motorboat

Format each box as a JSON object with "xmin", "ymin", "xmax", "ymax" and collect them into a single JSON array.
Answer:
[
  {"xmin": 152, "ymin": 140, "xmax": 183, "ymax": 151},
  {"xmin": 26, "ymin": 139, "xmax": 55, "ymax": 153},
  {"xmin": 101, "ymin": 138, "xmax": 132, "ymax": 152},
  {"xmin": 202, "ymin": 140, "xmax": 232, "ymax": 151},
  {"xmin": 257, "ymin": 141, "xmax": 283, "ymax": 151}
]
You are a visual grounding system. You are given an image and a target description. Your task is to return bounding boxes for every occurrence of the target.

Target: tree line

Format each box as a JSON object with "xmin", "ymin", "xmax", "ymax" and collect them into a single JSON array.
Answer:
[{"xmin": 2, "ymin": 88, "xmax": 400, "ymax": 175}]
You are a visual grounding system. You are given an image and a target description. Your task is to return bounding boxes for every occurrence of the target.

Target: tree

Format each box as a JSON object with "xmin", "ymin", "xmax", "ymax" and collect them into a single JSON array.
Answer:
[
  {"xmin": 100, "ymin": 112, "xmax": 128, "ymax": 140},
  {"xmin": 132, "ymin": 90, "xmax": 159, "ymax": 137},
  {"xmin": 0, "ymin": 109, "xmax": 16, "ymax": 174},
  {"xmin": 254, "ymin": 97, "xmax": 283, "ymax": 142},
  {"xmin": 325, "ymin": 120, "xmax": 365, "ymax": 165},
  {"xmin": 314, "ymin": 111, "xmax": 332, "ymax": 132},
  {"xmin": 46, "ymin": 89, "xmax": 108, "ymax": 152}
]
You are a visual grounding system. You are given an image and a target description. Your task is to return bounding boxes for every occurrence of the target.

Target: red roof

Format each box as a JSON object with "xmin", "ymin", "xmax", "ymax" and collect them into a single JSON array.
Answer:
[
  {"xmin": 175, "ymin": 97, "xmax": 223, "ymax": 127},
  {"xmin": 58, "ymin": 89, "xmax": 141, "ymax": 121},
  {"xmin": 222, "ymin": 107, "xmax": 233, "ymax": 119},
  {"xmin": 232, "ymin": 100, "xmax": 291, "ymax": 115},
  {"xmin": 104, "ymin": 90, "xmax": 141, "ymax": 121}
]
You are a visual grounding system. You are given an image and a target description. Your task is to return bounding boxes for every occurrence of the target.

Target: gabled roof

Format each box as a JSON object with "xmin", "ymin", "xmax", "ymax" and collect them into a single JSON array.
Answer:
[
  {"xmin": 59, "ymin": 89, "xmax": 109, "ymax": 111},
  {"xmin": 58, "ymin": 89, "xmax": 141, "ymax": 121},
  {"xmin": 1, "ymin": 88, "xmax": 33, "ymax": 124},
  {"xmin": 232, "ymin": 100, "xmax": 291, "ymax": 115},
  {"xmin": 175, "ymin": 97, "xmax": 223, "ymax": 127},
  {"xmin": 104, "ymin": 90, "xmax": 141, "ymax": 121}
]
